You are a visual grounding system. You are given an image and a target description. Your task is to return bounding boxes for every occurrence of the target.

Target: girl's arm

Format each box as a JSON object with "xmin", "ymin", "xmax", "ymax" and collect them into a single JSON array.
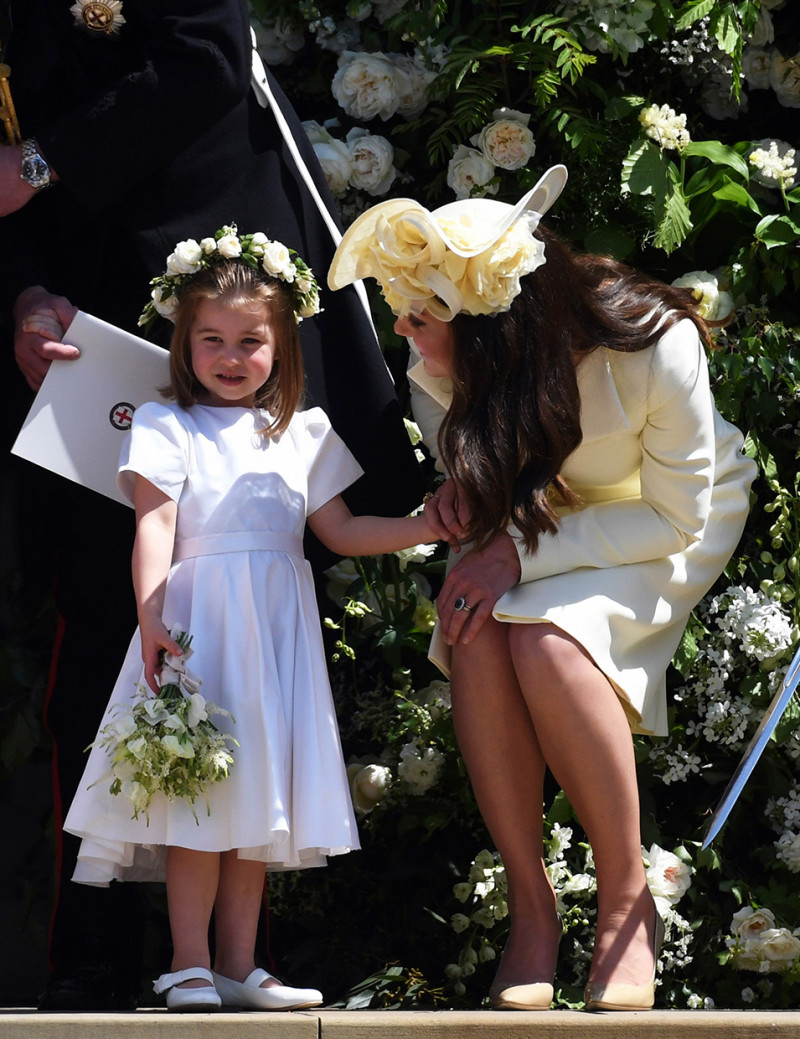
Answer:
[
  {"xmin": 307, "ymin": 494, "xmax": 450, "ymax": 558},
  {"xmin": 132, "ymin": 475, "xmax": 183, "ymax": 693}
]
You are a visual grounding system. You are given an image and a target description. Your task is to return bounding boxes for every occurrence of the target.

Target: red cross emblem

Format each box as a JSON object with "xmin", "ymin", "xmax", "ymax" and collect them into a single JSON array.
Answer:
[{"xmin": 110, "ymin": 402, "xmax": 135, "ymax": 430}]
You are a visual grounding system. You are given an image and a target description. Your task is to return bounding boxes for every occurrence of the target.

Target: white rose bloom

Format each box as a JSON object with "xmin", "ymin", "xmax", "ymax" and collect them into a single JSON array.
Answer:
[
  {"xmin": 672, "ymin": 270, "xmax": 736, "ymax": 323},
  {"xmin": 261, "ymin": 240, "xmax": 294, "ymax": 278},
  {"xmin": 472, "ymin": 109, "xmax": 535, "ymax": 170},
  {"xmin": 397, "ymin": 739, "xmax": 445, "ymax": 794},
  {"xmin": 731, "ymin": 906, "xmax": 776, "ymax": 939},
  {"xmin": 770, "ymin": 52, "xmax": 800, "ymax": 108},
  {"xmin": 166, "ymin": 238, "xmax": 203, "ymax": 275},
  {"xmin": 332, "ymin": 51, "xmax": 400, "ymax": 121},
  {"xmin": 200, "ymin": 237, "xmax": 217, "ymax": 255},
  {"xmin": 311, "ymin": 138, "xmax": 353, "ymax": 197},
  {"xmin": 761, "ymin": 928, "xmax": 800, "ymax": 968},
  {"xmin": 252, "ymin": 16, "xmax": 305, "ymax": 67},
  {"xmin": 446, "ymin": 144, "xmax": 498, "ymax": 200},
  {"xmin": 346, "ymin": 762, "xmax": 392, "ymax": 814},
  {"xmin": 743, "ymin": 46, "xmax": 774, "ymax": 90},
  {"xmin": 749, "ymin": 7, "xmax": 775, "ymax": 48},
  {"xmin": 643, "ymin": 843, "xmax": 692, "ymax": 905},
  {"xmin": 346, "ymin": 127, "xmax": 397, "ymax": 195},
  {"xmin": 302, "ymin": 119, "xmax": 329, "ymax": 146},
  {"xmin": 151, "ymin": 286, "xmax": 179, "ymax": 321},
  {"xmin": 391, "ymin": 53, "xmax": 437, "ymax": 118},
  {"xmin": 217, "ymin": 233, "xmax": 242, "ymax": 259}
]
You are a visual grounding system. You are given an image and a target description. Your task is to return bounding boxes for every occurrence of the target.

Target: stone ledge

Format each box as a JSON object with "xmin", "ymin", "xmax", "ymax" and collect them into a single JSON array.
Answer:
[{"xmin": 2, "ymin": 1008, "xmax": 800, "ymax": 1038}]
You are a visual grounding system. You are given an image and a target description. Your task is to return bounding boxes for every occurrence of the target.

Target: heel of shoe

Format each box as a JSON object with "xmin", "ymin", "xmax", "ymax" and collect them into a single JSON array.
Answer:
[{"xmin": 584, "ymin": 910, "xmax": 665, "ymax": 1012}]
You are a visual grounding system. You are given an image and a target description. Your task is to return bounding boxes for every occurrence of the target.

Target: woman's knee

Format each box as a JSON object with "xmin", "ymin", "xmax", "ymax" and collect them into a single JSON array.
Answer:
[{"xmin": 508, "ymin": 622, "xmax": 590, "ymax": 680}]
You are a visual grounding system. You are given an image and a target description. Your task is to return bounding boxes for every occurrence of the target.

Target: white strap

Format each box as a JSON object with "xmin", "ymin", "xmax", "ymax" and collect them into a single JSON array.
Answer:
[
  {"xmin": 153, "ymin": 967, "xmax": 214, "ymax": 993},
  {"xmin": 249, "ymin": 30, "xmax": 376, "ymax": 334}
]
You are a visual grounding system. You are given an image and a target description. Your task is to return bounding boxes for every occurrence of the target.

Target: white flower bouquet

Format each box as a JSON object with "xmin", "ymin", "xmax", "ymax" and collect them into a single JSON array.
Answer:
[{"xmin": 91, "ymin": 630, "xmax": 236, "ymax": 823}]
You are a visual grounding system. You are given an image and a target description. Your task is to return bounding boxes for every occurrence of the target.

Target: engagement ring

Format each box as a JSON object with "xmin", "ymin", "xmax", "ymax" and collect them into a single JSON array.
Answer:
[{"xmin": 454, "ymin": 596, "xmax": 473, "ymax": 612}]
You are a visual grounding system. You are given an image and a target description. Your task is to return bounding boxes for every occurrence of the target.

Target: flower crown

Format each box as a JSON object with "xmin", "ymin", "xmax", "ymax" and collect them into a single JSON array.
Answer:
[{"xmin": 138, "ymin": 225, "xmax": 322, "ymax": 331}]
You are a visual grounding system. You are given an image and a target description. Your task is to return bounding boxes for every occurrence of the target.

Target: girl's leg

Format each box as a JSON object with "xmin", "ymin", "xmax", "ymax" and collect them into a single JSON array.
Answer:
[
  {"xmin": 450, "ymin": 617, "xmax": 562, "ymax": 988},
  {"xmin": 507, "ymin": 624, "xmax": 656, "ymax": 989},
  {"xmin": 165, "ymin": 846, "xmax": 219, "ymax": 988},
  {"xmin": 212, "ymin": 851, "xmax": 278, "ymax": 987}
]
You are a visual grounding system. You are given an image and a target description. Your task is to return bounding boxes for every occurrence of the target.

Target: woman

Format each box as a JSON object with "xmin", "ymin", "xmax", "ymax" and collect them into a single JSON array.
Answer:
[{"xmin": 328, "ymin": 166, "xmax": 756, "ymax": 1011}]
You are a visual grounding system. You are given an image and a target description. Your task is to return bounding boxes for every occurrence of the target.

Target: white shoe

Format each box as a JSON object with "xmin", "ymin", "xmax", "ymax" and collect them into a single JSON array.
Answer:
[
  {"xmin": 212, "ymin": 968, "xmax": 322, "ymax": 1010},
  {"xmin": 153, "ymin": 967, "xmax": 221, "ymax": 1012}
]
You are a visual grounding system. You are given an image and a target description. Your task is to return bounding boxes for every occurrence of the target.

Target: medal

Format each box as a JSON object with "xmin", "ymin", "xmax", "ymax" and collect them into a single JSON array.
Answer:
[{"xmin": 70, "ymin": 0, "xmax": 126, "ymax": 36}]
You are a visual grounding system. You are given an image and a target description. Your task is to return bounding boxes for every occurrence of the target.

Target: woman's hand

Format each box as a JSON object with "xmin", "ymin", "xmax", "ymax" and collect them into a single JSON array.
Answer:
[
  {"xmin": 423, "ymin": 479, "xmax": 469, "ymax": 551},
  {"xmin": 13, "ymin": 286, "xmax": 79, "ymax": 390},
  {"xmin": 437, "ymin": 531, "xmax": 522, "ymax": 646}
]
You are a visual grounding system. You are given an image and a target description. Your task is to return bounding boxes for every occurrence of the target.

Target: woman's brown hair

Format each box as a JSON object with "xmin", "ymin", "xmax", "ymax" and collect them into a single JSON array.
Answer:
[
  {"xmin": 439, "ymin": 225, "xmax": 710, "ymax": 553},
  {"xmin": 166, "ymin": 261, "xmax": 305, "ymax": 437}
]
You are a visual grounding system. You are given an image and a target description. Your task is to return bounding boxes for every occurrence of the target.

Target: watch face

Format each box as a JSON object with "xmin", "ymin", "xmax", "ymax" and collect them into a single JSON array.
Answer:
[{"xmin": 22, "ymin": 153, "xmax": 50, "ymax": 188}]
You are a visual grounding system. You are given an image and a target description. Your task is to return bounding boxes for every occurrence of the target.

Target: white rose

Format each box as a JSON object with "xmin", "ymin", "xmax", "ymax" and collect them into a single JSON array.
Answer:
[
  {"xmin": 731, "ymin": 906, "xmax": 777, "ymax": 939},
  {"xmin": 166, "ymin": 239, "xmax": 203, "ymax": 275},
  {"xmin": 217, "ymin": 233, "xmax": 242, "ymax": 259},
  {"xmin": 749, "ymin": 7, "xmax": 775, "ymax": 48},
  {"xmin": 446, "ymin": 144, "xmax": 498, "ymax": 200},
  {"xmin": 391, "ymin": 53, "xmax": 436, "ymax": 118},
  {"xmin": 331, "ymin": 51, "xmax": 400, "ymax": 121},
  {"xmin": 311, "ymin": 138, "xmax": 353, "ymax": 197},
  {"xmin": 200, "ymin": 237, "xmax": 217, "ymax": 255},
  {"xmin": 346, "ymin": 762, "xmax": 392, "ymax": 814},
  {"xmin": 346, "ymin": 128, "xmax": 397, "ymax": 195},
  {"xmin": 252, "ymin": 15, "xmax": 305, "ymax": 67},
  {"xmin": 261, "ymin": 240, "xmax": 294, "ymax": 278},
  {"xmin": 472, "ymin": 110, "xmax": 535, "ymax": 170},
  {"xmin": 760, "ymin": 928, "xmax": 800, "ymax": 969},
  {"xmin": 770, "ymin": 52, "xmax": 800, "ymax": 108},
  {"xmin": 671, "ymin": 269, "xmax": 735, "ymax": 323},
  {"xmin": 643, "ymin": 843, "xmax": 692, "ymax": 905},
  {"xmin": 743, "ymin": 46, "xmax": 774, "ymax": 90},
  {"xmin": 302, "ymin": 119, "xmax": 329, "ymax": 146}
]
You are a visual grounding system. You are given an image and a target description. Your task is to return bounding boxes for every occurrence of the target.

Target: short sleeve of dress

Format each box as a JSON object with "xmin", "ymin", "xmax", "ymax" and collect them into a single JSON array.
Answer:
[
  {"xmin": 117, "ymin": 402, "xmax": 189, "ymax": 505},
  {"xmin": 294, "ymin": 407, "xmax": 365, "ymax": 515}
]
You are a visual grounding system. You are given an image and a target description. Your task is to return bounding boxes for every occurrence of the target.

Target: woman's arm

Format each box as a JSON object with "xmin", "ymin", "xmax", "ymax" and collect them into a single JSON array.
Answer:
[{"xmin": 132, "ymin": 474, "xmax": 182, "ymax": 692}]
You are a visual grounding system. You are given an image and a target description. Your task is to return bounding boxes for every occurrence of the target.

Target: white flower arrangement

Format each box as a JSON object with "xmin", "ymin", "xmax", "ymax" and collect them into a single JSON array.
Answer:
[
  {"xmin": 90, "ymin": 630, "xmax": 237, "ymax": 823},
  {"xmin": 726, "ymin": 906, "xmax": 800, "ymax": 974},
  {"xmin": 139, "ymin": 224, "xmax": 321, "ymax": 330}
]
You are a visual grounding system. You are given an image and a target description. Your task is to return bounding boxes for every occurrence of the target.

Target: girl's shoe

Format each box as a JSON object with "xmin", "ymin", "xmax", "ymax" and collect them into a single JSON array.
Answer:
[
  {"xmin": 584, "ymin": 909, "xmax": 665, "ymax": 1012},
  {"xmin": 212, "ymin": 968, "xmax": 323, "ymax": 1011},
  {"xmin": 153, "ymin": 967, "xmax": 221, "ymax": 1012},
  {"xmin": 489, "ymin": 981, "xmax": 554, "ymax": 1010}
]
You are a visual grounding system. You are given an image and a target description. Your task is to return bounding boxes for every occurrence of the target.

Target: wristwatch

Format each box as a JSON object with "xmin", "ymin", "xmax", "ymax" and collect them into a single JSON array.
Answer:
[{"xmin": 19, "ymin": 138, "xmax": 52, "ymax": 191}]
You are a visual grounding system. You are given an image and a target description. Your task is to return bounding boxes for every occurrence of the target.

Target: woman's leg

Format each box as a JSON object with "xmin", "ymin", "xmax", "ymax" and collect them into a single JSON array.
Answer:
[
  {"xmin": 165, "ymin": 846, "xmax": 219, "ymax": 987},
  {"xmin": 212, "ymin": 851, "xmax": 278, "ymax": 987},
  {"xmin": 507, "ymin": 623, "xmax": 656, "ymax": 989},
  {"xmin": 450, "ymin": 617, "xmax": 562, "ymax": 987}
]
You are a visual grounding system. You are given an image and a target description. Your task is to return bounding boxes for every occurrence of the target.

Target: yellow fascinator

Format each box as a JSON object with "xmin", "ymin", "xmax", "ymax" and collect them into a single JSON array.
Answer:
[{"xmin": 328, "ymin": 164, "xmax": 568, "ymax": 321}]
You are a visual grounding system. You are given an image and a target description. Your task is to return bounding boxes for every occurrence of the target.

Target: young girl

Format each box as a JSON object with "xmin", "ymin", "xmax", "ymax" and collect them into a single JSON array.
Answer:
[{"xmin": 63, "ymin": 228, "xmax": 444, "ymax": 1012}]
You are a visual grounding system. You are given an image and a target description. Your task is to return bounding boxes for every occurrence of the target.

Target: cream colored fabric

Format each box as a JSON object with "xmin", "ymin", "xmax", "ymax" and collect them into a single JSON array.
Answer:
[{"xmin": 408, "ymin": 319, "xmax": 756, "ymax": 736}]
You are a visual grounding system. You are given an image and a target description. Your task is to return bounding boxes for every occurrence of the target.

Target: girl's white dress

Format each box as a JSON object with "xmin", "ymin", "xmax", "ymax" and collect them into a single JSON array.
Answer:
[{"xmin": 64, "ymin": 401, "xmax": 363, "ymax": 884}]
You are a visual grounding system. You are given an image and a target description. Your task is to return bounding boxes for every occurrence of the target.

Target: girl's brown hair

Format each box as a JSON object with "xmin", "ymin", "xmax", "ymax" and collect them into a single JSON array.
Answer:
[
  {"xmin": 166, "ymin": 261, "xmax": 305, "ymax": 437},
  {"xmin": 439, "ymin": 225, "xmax": 710, "ymax": 553}
]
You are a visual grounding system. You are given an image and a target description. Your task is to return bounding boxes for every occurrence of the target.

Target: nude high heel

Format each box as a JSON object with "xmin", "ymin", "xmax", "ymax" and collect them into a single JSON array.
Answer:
[
  {"xmin": 584, "ymin": 908, "xmax": 665, "ymax": 1012},
  {"xmin": 489, "ymin": 981, "xmax": 554, "ymax": 1011}
]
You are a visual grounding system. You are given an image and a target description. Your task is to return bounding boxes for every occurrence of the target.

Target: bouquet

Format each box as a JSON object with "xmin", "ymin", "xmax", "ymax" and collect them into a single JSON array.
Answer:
[{"xmin": 91, "ymin": 629, "xmax": 237, "ymax": 823}]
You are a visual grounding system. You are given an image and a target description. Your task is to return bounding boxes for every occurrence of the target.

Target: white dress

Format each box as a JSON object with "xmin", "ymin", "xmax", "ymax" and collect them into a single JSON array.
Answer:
[{"xmin": 64, "ymin": 401, "xmax": 363, "ymax": 885}]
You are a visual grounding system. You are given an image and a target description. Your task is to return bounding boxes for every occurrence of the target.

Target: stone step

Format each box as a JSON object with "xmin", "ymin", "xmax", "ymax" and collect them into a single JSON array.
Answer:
[{"xmin": 2, "ymin": 1008, "xmax": 800, "ymax": 1038}]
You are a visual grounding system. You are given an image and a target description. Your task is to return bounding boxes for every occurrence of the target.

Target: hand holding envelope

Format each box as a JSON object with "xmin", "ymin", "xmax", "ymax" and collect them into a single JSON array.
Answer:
[{"xmin": 11, "ymin": 310, "xmax": 170, "ymax": 507}]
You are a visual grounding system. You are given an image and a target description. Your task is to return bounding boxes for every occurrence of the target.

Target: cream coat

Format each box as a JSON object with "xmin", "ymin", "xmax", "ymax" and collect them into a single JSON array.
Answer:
[{"xmin": 408, "ymin": 318, "xmax": 756, "ymax": 736}]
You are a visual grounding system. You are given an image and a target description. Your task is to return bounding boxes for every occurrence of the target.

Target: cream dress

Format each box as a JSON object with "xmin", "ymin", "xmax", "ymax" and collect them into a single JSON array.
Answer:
[
  {"xmin": 64, "ymin": 401, "xmax": 362, "ymax": 883},
  {"xmin": 409, "ymin": 318, "xmax": 756, "ymax": 736}
]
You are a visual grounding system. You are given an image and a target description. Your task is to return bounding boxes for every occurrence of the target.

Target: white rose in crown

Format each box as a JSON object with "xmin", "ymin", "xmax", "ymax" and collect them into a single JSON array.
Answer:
[
  {"xmin": 261, "ymin": 240, "xmax": 294, "ymax": 279},
  {"xmin": 643, "ymin": 842, "xmax": 692, "ymax": 905},
  {"xmin": 332, "ymin": 51, "xmax": 400, "ymax": 121},
  {"xmin": 472, "ymin": 108, "xmax": 536, "ymax": 170},
  {"xmin": 446, "ymin": 144, "xmax": 497, "ymax": 200},
  {"xmin": 346, "ymin": 128, "xmax": 397, "ymax": 196},
  {"xmin": 217, "ymin": 233, "xmax": 243, "ymax": 259},
  {"xmin": 166, "ymin": 239, "xmax": 203, "ymax": 275}
]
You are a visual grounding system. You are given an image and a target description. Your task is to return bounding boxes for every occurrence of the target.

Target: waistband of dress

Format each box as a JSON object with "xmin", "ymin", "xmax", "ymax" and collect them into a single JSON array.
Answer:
[{"xmin": 173, "ymin": 531, "xmax": 304, "ymax": 562}]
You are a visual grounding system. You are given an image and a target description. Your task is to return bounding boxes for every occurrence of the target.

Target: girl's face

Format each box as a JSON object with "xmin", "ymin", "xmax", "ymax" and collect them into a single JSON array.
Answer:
[
  {"xmin": 190, "ymin": 299, "xmax": 277, "ymax": 407},
  {"xmin": 394, "ymin": 309, "xmax": 454, "ymax": 379}
]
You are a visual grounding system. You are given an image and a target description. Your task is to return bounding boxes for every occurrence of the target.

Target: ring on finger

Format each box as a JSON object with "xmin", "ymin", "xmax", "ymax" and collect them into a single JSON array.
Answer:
[{"xmin": 454, "ymin": 596, "xmax": 473, "ymax": 612}]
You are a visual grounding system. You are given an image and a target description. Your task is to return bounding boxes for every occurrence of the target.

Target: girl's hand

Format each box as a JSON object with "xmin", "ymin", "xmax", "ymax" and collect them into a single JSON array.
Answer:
[
  {"xmin": 436, "ymin": 531, "xmax": 522, "ymax": 646},
  {"xmin": 423, "ymin": 479, "xmax": 469, "ymax": 552},
  {"xmin": 138, "ymin": 616, "xmax": 184, "ymax": 694}
]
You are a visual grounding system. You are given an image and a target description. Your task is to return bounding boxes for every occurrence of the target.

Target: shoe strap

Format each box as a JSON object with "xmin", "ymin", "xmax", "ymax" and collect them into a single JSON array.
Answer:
[
  {"xmin": 153, "ymin": 967, "xmax": 214, "ymax": 994},
  {"xmin": 241, "ymin": 968, "xmax": 276, "ymax": 988}
]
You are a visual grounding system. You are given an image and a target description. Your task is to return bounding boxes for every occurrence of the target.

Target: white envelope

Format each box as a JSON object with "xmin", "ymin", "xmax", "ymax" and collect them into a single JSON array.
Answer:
[{"xmin": 11, "ymin": 310, "xmax": 171, "ymax": 507}]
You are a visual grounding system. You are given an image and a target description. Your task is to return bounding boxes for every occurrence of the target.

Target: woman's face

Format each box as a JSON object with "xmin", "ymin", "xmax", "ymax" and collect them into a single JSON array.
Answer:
[{"xmin": 394, "ymin": 309, "xmax": 455, "ymax": 378}]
